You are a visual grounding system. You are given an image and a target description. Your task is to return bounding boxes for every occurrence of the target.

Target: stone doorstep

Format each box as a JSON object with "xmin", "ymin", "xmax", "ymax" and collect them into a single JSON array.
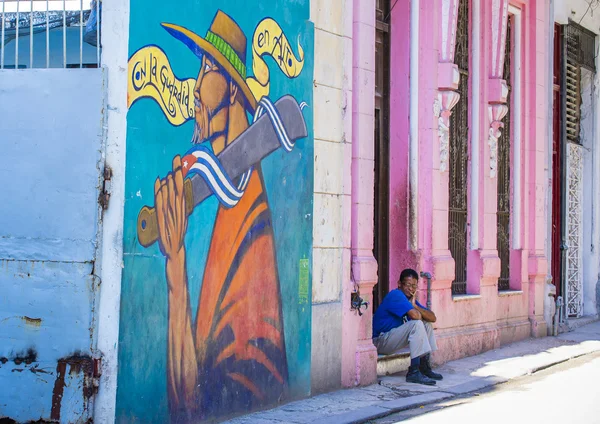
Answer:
[
  {"xmin": 567, "ymin": 315, "xmax": 599, "ymax": 331},
  {"xmin": 377, "ymin": 350, "xmax": 411, "ymax": 376}
]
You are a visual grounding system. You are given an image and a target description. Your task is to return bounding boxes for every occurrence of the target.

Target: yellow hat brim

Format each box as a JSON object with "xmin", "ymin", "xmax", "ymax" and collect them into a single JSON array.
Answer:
[{"xmin": 162, "ymin": 23, "xmax": 257, "ymax": 112}]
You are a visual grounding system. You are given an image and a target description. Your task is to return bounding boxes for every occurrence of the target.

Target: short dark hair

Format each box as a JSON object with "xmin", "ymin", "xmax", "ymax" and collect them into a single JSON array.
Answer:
[{"xmin": 399, "ymin": 268, "xmax": 419, "ymax": 285}]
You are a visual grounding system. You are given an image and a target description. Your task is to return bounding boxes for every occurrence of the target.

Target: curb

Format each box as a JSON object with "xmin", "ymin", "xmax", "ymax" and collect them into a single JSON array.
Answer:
[
  {"xmin": 319, "ymin": 392, "xmax": 454, "ymax": 424},
  {"xmin": 322, "ymin": 344, "xmax": 600, "ymax": 424}
]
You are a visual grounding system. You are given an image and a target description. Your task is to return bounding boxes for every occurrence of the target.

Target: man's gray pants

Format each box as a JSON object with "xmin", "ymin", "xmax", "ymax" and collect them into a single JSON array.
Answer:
[{"xmin": 373, "ymin": 320, "xmax": 438, "ymax": 359}]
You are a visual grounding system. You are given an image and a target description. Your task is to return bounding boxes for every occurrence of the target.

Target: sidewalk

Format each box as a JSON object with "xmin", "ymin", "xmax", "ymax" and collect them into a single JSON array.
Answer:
[{"xmin": 224, "ymin": 320, "xmax": 600, "ymax": 424}]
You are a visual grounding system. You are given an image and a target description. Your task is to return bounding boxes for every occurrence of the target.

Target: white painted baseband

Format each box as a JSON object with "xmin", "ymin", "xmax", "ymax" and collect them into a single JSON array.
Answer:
[{"xmin": 94, "ymin": 0, "xmax": 130, "ymax": 422}]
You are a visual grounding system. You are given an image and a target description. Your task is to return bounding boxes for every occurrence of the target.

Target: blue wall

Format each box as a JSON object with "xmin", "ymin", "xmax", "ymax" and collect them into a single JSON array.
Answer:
[{"xmin": 0, "ymin": 69, "xmax": 104, "ymax": 422}]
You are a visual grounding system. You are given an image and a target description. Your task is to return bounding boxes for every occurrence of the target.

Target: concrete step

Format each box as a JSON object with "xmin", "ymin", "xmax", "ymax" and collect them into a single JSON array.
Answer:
[
  {"xmin": 568, "ymin": 315, "xmax": 599, "ymax": 331},
  {"xmin": 377, "ymin": 349, "xmax": 411, "ymax": 376}
]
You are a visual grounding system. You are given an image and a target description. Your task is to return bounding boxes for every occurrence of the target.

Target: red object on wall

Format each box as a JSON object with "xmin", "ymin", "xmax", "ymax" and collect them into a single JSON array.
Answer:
[{"xmin": 551, "ymin": 23, "xmax": 563, "ymax": 298}]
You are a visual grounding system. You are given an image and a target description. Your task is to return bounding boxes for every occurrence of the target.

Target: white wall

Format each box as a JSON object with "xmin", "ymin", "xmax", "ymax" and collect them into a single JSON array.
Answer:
[
  {"xmin": 310, "ymin": 0, "xmax": 352, "ymax": 393},
  {"xmin": 555, "ymin": 0, "xmax": 600, "ymax": 31},
  {"xmin": 93, "ymin": 0, "xmax": 129, "ymax": 422},
  {"xmin": 555, "ymin": 0, "xmax": 600, "ymax": 318},
  {"xmin": 580, "ymin": 67, "xmax": 600, "ymax": 317}
]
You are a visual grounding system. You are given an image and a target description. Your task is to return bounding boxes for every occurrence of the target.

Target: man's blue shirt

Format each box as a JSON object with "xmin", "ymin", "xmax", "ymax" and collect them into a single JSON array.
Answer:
[{"xmin": 372, "ymin": 289, "xmax": 427, "ymax": 338}]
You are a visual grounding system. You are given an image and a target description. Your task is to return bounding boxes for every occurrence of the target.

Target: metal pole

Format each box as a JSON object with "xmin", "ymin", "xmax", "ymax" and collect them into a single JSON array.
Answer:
[
  {"xmin": 1, "ymin": 0, "xmax": 5, "ymax": 69},
  {"xmin": 96, "ymin": 0, "xmax": 99, "ymax": 65},
  {"xmin": 420, "ymin": 271, "xmax": 432, "ymax": 310},
  {"xmin": 560, "ymin": 25, "xmax": 568, "ymax": 322},
  {"xmin": 62, "ymin": 0, "xmax": 66, "ymax": 68},
  {"xmin": 553, "ymin": 296, "xmax": 563, "ymax": 336},
  {"xmin": 45, "ymin": 0, "xmax": 48, "ymax": 68},
  {"xmin": 15, "ymin": 0, "xmax": 19, "ymax": 68},
  {"xmin": 79, "ymin": 0, "xmax": 82, "ymax": 67},
  {"xmin": 29, "ymin": 0, "xmax": 33, "ymax": 68}
]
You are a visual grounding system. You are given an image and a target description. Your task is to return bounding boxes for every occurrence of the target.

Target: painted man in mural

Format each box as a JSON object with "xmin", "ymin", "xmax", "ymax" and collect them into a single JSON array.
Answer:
[{"xmin": 152, "ymin": 12, "xmax": 290, "ymax": 421}]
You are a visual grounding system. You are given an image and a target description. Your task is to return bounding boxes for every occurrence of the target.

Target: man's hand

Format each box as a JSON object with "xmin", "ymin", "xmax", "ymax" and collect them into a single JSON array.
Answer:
[
  {"xmin": 413, "ymin": 295, "xmax": 437, "ymax": 323},
  {"xmin": 155, "ymin": 155, "xmax": 188, "ymax": 262}
]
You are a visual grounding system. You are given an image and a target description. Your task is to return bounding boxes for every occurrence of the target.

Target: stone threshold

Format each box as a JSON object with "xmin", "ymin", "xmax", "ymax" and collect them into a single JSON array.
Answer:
[{"xmin": 377, "ymin": 349, "xmax": 410, "ymax": 376}]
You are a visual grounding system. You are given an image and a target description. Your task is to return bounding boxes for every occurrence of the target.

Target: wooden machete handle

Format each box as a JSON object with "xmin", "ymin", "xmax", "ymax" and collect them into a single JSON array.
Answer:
[{"xmin": 136, "ymin": 179, "xmax": 194, "ymax": 247}]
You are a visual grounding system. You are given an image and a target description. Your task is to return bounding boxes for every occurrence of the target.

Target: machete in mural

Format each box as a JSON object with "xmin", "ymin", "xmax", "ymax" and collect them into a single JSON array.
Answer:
[{"xmin": 126, "ymin": 10, "xmax": 308, "ymax": 421}]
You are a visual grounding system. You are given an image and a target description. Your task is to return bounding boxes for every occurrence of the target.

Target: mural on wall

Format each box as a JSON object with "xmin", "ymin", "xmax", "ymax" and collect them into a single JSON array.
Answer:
[{"xmin": 117, "ymin": 2, "xmax": 313, "ymax": 423}]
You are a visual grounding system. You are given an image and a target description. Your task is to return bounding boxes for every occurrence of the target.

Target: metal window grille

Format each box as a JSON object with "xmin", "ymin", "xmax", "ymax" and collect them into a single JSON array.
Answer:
[
  {"xmin": 497, "ymin": 16, "xmax": 512, "ymax": 292},
  {"xmin": 449, "ymin": 0, "xmax": 469, "ymax": 296},
  {"xmin": 564, "ymin": 21, "xmax": 596, "ymax": 144},
  {"xmin": 0, "ymin": 0, "xmax": 101, "ymax": 69},
  {"xmin": 566, "ymin": 21, "xmax": 596, "ymax": 72}
]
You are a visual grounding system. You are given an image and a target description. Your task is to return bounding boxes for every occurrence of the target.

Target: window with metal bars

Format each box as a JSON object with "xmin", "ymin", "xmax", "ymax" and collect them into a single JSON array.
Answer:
[
  {"xmin": 449, "ymin": 0, "xmax": 469, "ymax": 296},
  {"xmin": 0, "ymin": 0, "xmax": 101, "ymax": 70},
  {"xmin": 497, "ymin": 16, "xmax": 512, "ymax": 292},
  {"xmin": 564, "ymin": 21, "xmax": 596, "ymax": 144}
]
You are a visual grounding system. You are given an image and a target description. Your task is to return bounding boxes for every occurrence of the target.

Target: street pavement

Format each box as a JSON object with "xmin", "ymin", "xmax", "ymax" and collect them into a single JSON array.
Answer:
[
  {"xmin": 224, "ymin": 320, "xmax": 600, "ymax": 424},
  {"xmin": 369, "ymin": 351, "xmax": 600, "ymax": 424}
]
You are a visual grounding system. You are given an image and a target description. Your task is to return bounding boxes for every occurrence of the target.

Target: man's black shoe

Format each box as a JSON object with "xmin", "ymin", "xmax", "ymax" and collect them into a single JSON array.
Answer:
[
  {"xmin": 420, "ymin": 368, "xmax": 444, "ymax": 380},
  {"xmin": 406, "ymin": 367, "xmax": 436, "ymax": 386},
  {"xmin": 420, "ymin": 354, "xmax": 444, "ymax": 380}
]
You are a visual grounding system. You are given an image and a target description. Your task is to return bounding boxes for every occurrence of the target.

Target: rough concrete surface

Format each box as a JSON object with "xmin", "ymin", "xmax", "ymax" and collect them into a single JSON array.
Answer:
[
  {"xmin": 223, "ymin": 320, "xmax": 600, "ymax": 424},
  {"xmin": 370, "ymin": 351, "xmax": 600, "ymax": 423}
]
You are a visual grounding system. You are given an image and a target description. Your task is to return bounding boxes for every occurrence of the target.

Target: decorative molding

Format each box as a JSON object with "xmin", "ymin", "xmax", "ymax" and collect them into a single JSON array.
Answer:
[
  {"xmin": 491, "ymin": 0, "xmax": 509, "ymax": 78},
  {"xmin": 433, "ymin": 97, "xmax": 442, "ymax": 118},
  {"xmin": 438, "ymin": 0, "xmax": 460, "ymax": 91},
  {"xmin": 436, "ymin": 90, "xmax": 461, "ymax": 172},
  {"xmin": 566, "ymin": 143, "xmax": 584, "ymax": 318},
  {"xmin": 488, "ymin": 104, "xmax": 508, "ymax": 178},
  {"xmin": 440, "ymin": 0, "xmax": 460, "ymax": 62},
  {"xmin": 436, "ymin": 0, "xmax": 461, "ymax": 173}
]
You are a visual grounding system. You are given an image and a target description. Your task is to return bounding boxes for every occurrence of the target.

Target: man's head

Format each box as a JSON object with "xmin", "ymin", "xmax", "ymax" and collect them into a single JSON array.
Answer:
[
  {"xmin": 191, "ymin": 54, "xmax": 241, "ymax": 148},
  {"xmin": 162, "ymin": 11, "xmax": 258, "ymax": 152},
  {"xmin": 398, "ymin": 268, "xmax": 419, "ymax": 299}
]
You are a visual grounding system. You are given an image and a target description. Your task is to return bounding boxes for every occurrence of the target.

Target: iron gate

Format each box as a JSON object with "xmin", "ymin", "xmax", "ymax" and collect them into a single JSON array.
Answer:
[
  {"xmin": 449, "ymin": 0, "xmax": 469, "ymax": 296},
  {"xmin": 497, "ymin": 16, "xmax": 512, "ymax": 292}
]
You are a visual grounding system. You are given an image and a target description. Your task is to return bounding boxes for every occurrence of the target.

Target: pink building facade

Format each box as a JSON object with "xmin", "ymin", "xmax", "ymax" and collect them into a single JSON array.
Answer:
[{"xmin": 339, "ymin": 0, "xmax": 551, "ymax": 387}]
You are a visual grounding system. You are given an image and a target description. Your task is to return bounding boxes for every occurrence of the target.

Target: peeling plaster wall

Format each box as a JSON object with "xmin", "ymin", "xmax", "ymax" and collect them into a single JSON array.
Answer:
[
  {"xmin": 0, "ymin": 69, "xmax": 105, "ymax": 423},
  {"xmin": 580, "ymin": 68, "xmax": 600, "ymax": 317}
]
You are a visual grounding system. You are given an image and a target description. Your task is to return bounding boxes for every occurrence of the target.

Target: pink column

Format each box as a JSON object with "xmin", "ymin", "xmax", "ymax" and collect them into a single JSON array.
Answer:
[
  {"xmin": 527, "ymin": 0, "xmax": 549, "ymax": 337},
  {"xmin": 470, "ymin": 0, "xmax": 507, "ymax": 295},
  {"xmin": 431, "ymin": 0, "xmax": 460, "ymax": 291},
  {"xmin": 415, "ymin": 0, "xmax": 440, "ymax": 277},
  {"xmin": 389, "ymin": 0, "xmax": 415, "ymax": 288},
  {"xmin": 341, "ymin": 0, "xmax": 378, "ymax": 387}
]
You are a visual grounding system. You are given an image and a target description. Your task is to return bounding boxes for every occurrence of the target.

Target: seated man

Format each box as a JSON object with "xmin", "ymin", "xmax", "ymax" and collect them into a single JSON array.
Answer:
[{"xmin": 372, "ymin": 268, "xmax": 443, "ymax": 386}]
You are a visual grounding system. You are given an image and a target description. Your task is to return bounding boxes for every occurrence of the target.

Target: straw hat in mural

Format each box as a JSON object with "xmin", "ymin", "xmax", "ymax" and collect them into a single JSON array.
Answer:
[{"xmin": 161, "ymin": 10, "xmax": 258, "ymax": 112}]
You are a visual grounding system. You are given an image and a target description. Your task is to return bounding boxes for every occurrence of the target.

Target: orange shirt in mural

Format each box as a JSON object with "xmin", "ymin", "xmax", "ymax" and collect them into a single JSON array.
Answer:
[{"xmin": 193, "ymin": 168, "xmax": 288, "ymax": 417}]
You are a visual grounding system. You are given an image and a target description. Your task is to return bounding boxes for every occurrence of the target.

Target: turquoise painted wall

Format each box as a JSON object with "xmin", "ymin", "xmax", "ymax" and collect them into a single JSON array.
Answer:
[{"xmin": 116, "ymin": 1, "xmax": 313, "ymax": 422}]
